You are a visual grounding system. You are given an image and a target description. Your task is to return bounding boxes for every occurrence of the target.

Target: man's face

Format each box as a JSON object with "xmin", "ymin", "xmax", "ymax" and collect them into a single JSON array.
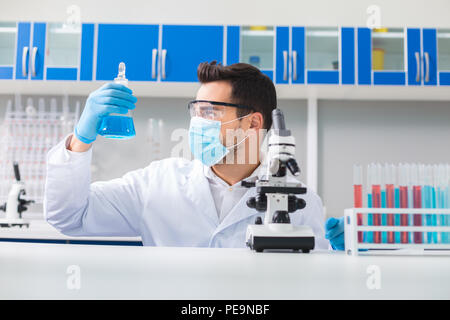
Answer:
[{"xmin": 195, "ymin": 80, "xmax": 251, "ymax": 148}]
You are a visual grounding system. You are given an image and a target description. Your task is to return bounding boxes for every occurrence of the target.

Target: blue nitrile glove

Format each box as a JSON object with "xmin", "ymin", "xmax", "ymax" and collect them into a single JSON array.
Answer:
[
  {"xmin": 74, "ymin": 83, "xmax": 137, "ymax": 144},
  {"xmin": 325, "ymin": 217, "xmax": 345, "ymax": 251}
]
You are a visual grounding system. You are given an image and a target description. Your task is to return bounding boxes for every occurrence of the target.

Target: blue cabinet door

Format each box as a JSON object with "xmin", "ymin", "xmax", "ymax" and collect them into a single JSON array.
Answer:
[
  {"xmin": 0, "ymin": 22, "xmax": 17, "ymax": 79},
  {"xmin": 275, "ymin": 26, "xmax": 289, "ymax": 84},
  {"xmin": 341, "ymin": 27, "xmax": 355, "ymax": 85},
  {"xmin": 407, "ymin": 28, "xmax": 421, "ymax": 85},
  {"xmin": 161, "ymin": 25, "xmax": 223, "ymax": 82},
  {"xmin": 46, "ymin": 23, "xmax": 95, "ymax": 81},
  {"xmin": 226, "ymin": 26, "xmax": 240, "ymax": 66},
  {"xmin": 422, "ymin": 29, "xmax": 437, "ymax": 86},
  {"xmin": 15, "ymin": 22, "xmax": 31, "ymax": 80},
  {"xmin": 96, "ymin": 24, "xmax": 159, "ymax": 81},
  {"xmin": 357, "ymin": 27, "xmax": 372, "ymax": 85},
  {"xmin": 291, "ymin": 27, "xmax": 305, "ymax": 84},
  {"xmin": 80, "ymin": 23, "xmax": 95, "ymax": 81},
  {"xmin": 14, "ymin": 22, "xmax": 46, "ymax": 80},
  {"xmin": 30, "ymin": 22, "xmax": 46, "ymax": 80},
  {"xmin": 359, "ymin": 27, "xmax": 406, "ymax": 86},
  {"xmin": 305, "ymin": 27, "xmax": 340, "ymax": 85}
]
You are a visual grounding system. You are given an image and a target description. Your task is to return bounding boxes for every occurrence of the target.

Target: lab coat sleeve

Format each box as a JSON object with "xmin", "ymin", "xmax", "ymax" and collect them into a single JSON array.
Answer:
[
  {"xmin": 302, "ymin": 191, "xmax": 329, "ymax": 250},
  {"xmin": 44, "ymin": 135, "xmax": 144, "ymax": 237}
]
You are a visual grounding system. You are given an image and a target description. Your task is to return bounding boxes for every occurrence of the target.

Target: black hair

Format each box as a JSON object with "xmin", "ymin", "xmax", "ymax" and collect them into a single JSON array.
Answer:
[{"xmin": 197, "ymin": 61, "xmax": 277, "ymax": 129}]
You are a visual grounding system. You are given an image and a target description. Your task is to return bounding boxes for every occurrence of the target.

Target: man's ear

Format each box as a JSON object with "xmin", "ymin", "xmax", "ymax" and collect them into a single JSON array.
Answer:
[{"xmin": 249, "ymin": 112, "xmax": 264, "ymax": 130}]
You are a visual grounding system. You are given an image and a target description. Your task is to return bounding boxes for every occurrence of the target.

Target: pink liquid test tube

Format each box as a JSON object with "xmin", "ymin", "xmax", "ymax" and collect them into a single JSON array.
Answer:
[
  {"xmin": 400, "ymin": 185, "xmax": 409, "ymax": 243},
  {"xmin": 412, "ymin": 164, "xmax": 423, "ymax": 244},
  {"xmin": 413, "ymin": 185, "xmax": 423, "ymax": 243},
  {"xmin": 353, "ymin": 165, "xmax": 363, "ymax": 243},
  {"xmin": 386, "ymin": 183, "xmax": 395, "ymax": 243},
  {"xmin": 385, "ymin": 164, "xmax": 395, "ymax": 243},
  {"xmin": 372, "ymin": 184, "xmax": 382, "ymax": 244}
]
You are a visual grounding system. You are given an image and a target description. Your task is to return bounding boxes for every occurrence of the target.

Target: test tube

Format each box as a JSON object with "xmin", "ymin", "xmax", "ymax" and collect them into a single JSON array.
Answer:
[
  {"xmin": 372, "ymin": 164, "xmax": 382, "ymax": 244},
  {"xmin": 367, "ymin": 164, "xmax": 373, "ymax": 243},
  {"xmin": 398, "ymin": 164, "xmax": 410, "ymax": 244},
  {"xmin": 394, "ymin": 164, "xmax": 401, "ymax": 243},
  {"xmin": 445, "ymin": 164, "xmax": 450, "ymax": 243},
  {"xmin": 412, "ymin": 164, "xmax": 423, "ymax": 244},
  {"xmin": 421, "ymin": 165, "xmax": 433, "ymax": 243},
  {"xmin": 430, "ymin": 165, "xmax": 438, "ymax": 243},
  {"xmin": 353, "ymin": 164, "xmax": 363, "ymax": 243},
  {"xmin": 385, "ymin": 164, "xmax": 396, "ymax": 243}
]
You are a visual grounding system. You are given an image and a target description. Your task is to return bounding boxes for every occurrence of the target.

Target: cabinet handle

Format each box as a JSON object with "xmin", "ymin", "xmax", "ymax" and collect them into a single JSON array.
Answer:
[
  {"xmin": 415, "ymin": 52, "xmax": 420, "ymax": 83},
  {"xmin": 283, "ymin": 50, "xmax": 288, "ymax": 81},
  {"xmin": 31, "ymin": 47, "xmax": 38, "ymax": 77},
  {"xmin": 22, "ymin": 46, "xmax": 29, "ymax": 77},
  {"xmin": 152, "ymin": 48, "xmax": 158, "ymax": 79},
  {"xmin": 161, "ymin": 49, "xmax": 167, "ymax": 80},
  {"xmin": 424, "ymin": 51, "xmax": 430, "ymax": 83},
  {"xmin": 292, "ymin": 50, "xmax": 298, "ymax": 81}
]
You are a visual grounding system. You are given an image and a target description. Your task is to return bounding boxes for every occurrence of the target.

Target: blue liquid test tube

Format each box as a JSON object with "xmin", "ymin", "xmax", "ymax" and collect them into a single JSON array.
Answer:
[{"xmin": 367, "ymin": 164, "xmax": 373, "ymax": 244}]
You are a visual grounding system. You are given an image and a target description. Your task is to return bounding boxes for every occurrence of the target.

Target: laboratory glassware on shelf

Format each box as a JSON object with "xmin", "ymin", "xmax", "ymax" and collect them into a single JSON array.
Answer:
[
  {"xmin": 345, "ymin": 163, "xmax": 450, "ymax": 255},
  {"xmin": 147, "ymin": 118, "xmax": 164, "ymax": 162},
  {"xmin": 98, "ymin": 62, "xmax": 136, "ymax": 139},
  {"xmin": 0, "ymin": 96, "xmax": 80, "ymax": 205}
]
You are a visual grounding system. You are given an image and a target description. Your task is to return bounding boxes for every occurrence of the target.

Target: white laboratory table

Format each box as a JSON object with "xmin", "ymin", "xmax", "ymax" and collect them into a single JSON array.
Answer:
[
  {"xmin": 0, "ymin": 213, "xmax": 142, "ymax": 245},
  {"xmin": 1, "ymin": 242, "xmax": 450, "ymax": 299}
]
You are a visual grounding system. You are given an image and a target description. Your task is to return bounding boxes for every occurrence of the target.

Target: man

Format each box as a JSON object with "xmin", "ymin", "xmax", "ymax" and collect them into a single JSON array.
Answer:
[{"xmin": 44, "ymin": 62, "xmax": 344, "ymax": 250}]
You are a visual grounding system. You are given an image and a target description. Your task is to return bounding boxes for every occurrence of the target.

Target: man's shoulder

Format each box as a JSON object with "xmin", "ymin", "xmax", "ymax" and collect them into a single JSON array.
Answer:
[{"xmin": 145, "ymin": 157, "xmax": 202, "ymax": 176}]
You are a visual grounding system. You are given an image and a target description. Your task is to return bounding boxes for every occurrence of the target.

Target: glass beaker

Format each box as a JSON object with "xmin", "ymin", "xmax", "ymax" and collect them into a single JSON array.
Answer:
[{"xmin": 99, "ymin": 62, "xmax": 136, "ymax": 139}]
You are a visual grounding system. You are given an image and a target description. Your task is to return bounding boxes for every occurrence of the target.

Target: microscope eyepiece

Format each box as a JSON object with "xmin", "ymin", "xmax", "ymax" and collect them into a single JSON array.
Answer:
[{"xmin": 272, "ymin": 109, "xmax": 286, "ymax": 130}]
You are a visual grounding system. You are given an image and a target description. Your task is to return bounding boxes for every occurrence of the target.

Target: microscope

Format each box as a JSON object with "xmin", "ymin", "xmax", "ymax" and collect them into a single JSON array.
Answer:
[
  {"xmin": 242, "ymin": 109, "xmax": 315, "ymax": 253},
  {"xmin": 0, "ymin": 162, "xmax": 34, "ymax": 228}
]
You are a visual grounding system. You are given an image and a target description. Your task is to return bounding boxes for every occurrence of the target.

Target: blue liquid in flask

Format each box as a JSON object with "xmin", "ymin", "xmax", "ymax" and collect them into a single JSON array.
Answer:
[
  {"xmin": 99, "ymin": 115, "xmax": 135, "ymax": 139},
  {"xmin": 99, "ymin": 62, "xmax": 136, "ymax": 140}
]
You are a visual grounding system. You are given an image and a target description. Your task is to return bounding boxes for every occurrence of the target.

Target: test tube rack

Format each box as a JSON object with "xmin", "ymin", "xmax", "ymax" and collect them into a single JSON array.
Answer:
[
  {"xmin": 344, "ymin": 208, "xmax": 450, "ymax": 255},
  {"xmin": 0, "ymin": 97, "xmax": 80, "ymax": 204}
]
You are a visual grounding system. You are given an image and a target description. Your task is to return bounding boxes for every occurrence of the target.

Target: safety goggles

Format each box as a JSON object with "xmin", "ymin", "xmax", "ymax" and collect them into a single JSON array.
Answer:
[{"xmin": 187, "ymin": 100, "xmax": 253, "ymax": 120}]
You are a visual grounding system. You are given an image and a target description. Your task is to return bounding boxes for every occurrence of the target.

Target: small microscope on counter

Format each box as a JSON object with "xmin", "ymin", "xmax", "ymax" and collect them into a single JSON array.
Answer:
[
  {"xmin": 242, "ymin": 109, "xmax": 315, "ymax": 253},
  {"xmin": 0, "ymin": 162, "xmax": 34, "ymax": 228}
]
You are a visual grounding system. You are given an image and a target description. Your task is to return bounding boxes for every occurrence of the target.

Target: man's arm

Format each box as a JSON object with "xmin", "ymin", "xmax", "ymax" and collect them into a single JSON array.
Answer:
[
  {"xmin": 44, "ymin": 83, "xmax": 141, "ymax": 236},
  {"xmin": 299, "ymin": 191, "xmax": 330, "ymax": 250},
  {"xmin": 68, "ymin": 134, "xmax": 92, "ymax": 153},
  {"xmin": 44, "ymin": 134, "xmax": 144, "ymax": 237}
]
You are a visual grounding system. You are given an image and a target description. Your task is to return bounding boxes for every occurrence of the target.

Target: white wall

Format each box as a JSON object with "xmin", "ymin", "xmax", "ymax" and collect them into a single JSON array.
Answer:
[
  {"xmin": 1, "ymin": 0, "xmax": 450, "ymax": 27},
  {"xmin": 318, "ymin": 99, "xmax": 450, "ymax": 217}
]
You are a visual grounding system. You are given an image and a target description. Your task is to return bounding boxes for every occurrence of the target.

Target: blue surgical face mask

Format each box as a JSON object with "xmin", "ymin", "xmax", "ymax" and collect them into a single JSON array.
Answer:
[{"xmin": 189, "ymin": 115, "xmax": 249, "ymax": 167}]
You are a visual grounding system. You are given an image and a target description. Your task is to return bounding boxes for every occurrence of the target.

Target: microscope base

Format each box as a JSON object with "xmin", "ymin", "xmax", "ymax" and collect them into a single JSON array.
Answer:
[
  {"xmin": 246, "ymin": 224, "xmax": 315, "ymax": 253},
  {"xmin": 0, "ymin": 218, "xmax": 30, "ymax": 228}
]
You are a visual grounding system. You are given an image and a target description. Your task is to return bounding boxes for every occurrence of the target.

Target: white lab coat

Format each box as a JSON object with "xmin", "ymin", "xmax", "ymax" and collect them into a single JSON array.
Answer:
[{"xmin": 44, "ymin": 136, "xmax": 329, "ymax": 249}]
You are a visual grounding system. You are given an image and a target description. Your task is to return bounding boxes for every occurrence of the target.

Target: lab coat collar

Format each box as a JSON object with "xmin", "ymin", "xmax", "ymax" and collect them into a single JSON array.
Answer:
[
  {"xmin": 202, "ymin": 162, "xmax": 263, "ymax": 187},
  {"xmin": 203, "ymin": 162, "xmax": 267, "ymax": 243},
  {"xmin": 202, "ymin": 147, "xmax": 268, "ymax": 185},
  {"xmin": 185, "ymin": 160, "xmax": 220, "ymax": 227}
]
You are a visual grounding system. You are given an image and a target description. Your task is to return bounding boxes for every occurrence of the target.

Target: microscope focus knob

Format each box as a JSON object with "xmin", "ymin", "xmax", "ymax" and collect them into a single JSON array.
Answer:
[
  {"xmin": 255, "ymin": 217, "xmax": 263, "ymax": 225},
  {"xmin": 254, "ymin": 194, "xmax": 267, "ymax": 212},
  {"xmin": 247, "ymin": 194, "xmax": 267, "ymax": 212},
  {"xmin": 247, "ymin": 197, "xmax": 256, "ymax": 209},
  {"xmin": 287, "ymin": 195, "xmax": 306, "ymax": 212},
  {"xmin": 295, "ymin": 198, "xmax": 306, "ymax": 210}
]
